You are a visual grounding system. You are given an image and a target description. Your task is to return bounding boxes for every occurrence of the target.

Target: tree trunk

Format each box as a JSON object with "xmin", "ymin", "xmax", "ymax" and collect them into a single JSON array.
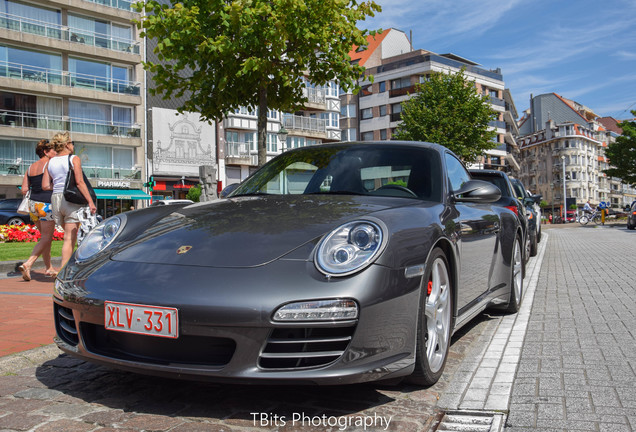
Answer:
[{"xmin": 257, "ymin": 84, "xmax": 268, "ymax": 167}]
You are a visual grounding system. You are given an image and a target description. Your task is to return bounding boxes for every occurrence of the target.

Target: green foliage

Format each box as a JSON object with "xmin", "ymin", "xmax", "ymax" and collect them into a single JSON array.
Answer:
[
  {"xmin": 385, "ymin": 180, "xmax": 407, "ymax": 187},
  {"xmin": 135, "ymin": 0, "xmax": 381, "ymax": 166},
  {"xmin": 392, "ymin": 68, "xmax": 498, "ymax": 164},
  {"xmin": 540, "ymin": 200, "xmax": 549, "ymax": 208},
  {"xmin": 186, "ymin": 184, "xmax": 202, "ymax": 202},
  {"xmin": 0, "ymin": 241, "xmax": 63, "ymax": 261},
  {"xmin": 604, "ymin": 110, "xmax": 636, "ymax": 187}
]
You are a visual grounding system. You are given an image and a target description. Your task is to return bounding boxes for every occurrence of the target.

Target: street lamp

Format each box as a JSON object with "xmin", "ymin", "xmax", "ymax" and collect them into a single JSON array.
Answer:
[
  {"xmin": 562, "ymin": 155, "xmax": 567, "ymax": 223},
  {"xmin": 278, "ymin": 126, "xmax": 289, "ymax": 152}
]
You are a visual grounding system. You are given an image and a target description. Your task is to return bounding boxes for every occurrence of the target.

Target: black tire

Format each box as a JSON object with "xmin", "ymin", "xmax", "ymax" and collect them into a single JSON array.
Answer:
[
  {"xmin": 7, "ymin": 217, "xmax": 25, "ymax": 226},
  {"xmin": 506, "ymin": 235, "xmax": 523, "ymax": 314},
  {"xmin": 536, "ymin": 224, "xmax": 542, "ymax": 243},
  {"xmin": 529, "ymin": 230, "xmax": 538, "ymax": 257},
  {"xmin": 407, "ymin": 248, "xmax": 452, "ymax": 386},
  {"xmin": 627, "ymin": 222, "xmax": 635, "ymax": 230}
]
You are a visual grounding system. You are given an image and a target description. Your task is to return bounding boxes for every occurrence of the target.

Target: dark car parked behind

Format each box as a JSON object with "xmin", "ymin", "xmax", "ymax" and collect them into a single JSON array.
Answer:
[
  {"xmin": 627, "ymin": 201, "xmax": 636, "ymax": 230},
  {"xmin": 469, "ymin": 169, "xmax": 534, "ymax": 264},
  {"xmin": 0, "ymin": 198, "xmax": 31, "ymax": 226},
  {"xmin": 509, "ymin": 177, "xmax": 541, "ymax": 253}
]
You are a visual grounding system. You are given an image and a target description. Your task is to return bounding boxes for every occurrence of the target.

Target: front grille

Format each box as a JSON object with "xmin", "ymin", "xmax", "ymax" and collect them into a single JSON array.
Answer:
[
  {"xmin": 55, "ymin": 303, "xmax": 79, "ymax": 346},
  {"xmin": 81, "ymin": 323, "xmax": 235, "ymax": 367},
  {"xmin": 259, "ymin": 326, "xmax": 356, "ymax": 370}
]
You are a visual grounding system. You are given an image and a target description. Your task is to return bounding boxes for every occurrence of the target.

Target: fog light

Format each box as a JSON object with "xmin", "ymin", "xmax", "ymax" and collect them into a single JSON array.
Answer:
[{"xmin": 273, "ymin": 299, "xmax": 358, "ymax": 322}]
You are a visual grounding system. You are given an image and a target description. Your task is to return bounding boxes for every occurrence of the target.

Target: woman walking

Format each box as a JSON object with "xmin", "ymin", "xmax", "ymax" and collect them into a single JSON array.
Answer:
[
  {"xmin": 43, "ymin": 132, "xmax": 96, "ymax": 269},
  {"xmin": 18, "ymin": 139, "xmax": 58, "ymax": 281}
]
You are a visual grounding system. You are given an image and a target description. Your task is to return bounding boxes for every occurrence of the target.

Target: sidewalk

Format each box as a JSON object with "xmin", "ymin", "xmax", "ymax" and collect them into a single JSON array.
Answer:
[{"xmin": 0, "ymin": 268, "xmax": 56, "ymax": 357}]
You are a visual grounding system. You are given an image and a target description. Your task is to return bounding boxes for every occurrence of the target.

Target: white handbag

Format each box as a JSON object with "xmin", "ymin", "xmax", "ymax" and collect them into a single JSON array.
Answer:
[{"xmin": 17, "ymin": 190, "xmax": 30, "ymax": 215}]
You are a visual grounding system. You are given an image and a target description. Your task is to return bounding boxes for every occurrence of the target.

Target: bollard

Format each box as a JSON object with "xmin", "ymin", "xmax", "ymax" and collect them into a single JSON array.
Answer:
[{"xmin": 601, "ymin": 209, "xmax": 605, "ymax": 225}]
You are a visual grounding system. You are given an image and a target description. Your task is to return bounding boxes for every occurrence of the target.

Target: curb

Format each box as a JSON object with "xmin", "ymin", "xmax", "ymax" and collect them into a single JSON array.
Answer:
[
  {"xmin": 0, "ymin": 344, "xmax": 59, "ymax": 374},
  {"xmin": 1, "ymin": 257, "xmax": 63, "ymax": 277}
]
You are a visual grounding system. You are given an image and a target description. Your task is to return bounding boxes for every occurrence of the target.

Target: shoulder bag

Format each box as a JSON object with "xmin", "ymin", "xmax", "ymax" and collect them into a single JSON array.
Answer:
[
  {"xmin": 63, "ymin": 155, "xmax": 96, "ymax": 205},
  {"xmin": 17, "ymin": 189, "xmax": 30, "ymax": 214}
]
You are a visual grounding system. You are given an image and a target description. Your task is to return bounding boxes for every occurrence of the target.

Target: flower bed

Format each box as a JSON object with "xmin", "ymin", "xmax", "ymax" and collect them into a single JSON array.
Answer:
[{"xmin": 0, "ymin": 225, "xmax": 64, "ymax": 243}]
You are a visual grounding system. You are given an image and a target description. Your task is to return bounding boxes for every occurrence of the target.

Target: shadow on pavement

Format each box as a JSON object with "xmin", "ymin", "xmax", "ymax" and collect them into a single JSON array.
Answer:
[{"xmin": 34, "ymin": 353, "xmax": 443, "ymax": 426}]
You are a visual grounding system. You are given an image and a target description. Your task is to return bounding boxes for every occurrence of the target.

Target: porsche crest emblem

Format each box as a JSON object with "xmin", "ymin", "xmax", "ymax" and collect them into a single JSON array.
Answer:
[{"xmin": 176, "ymin": 246, "xmax": 192, "ymax": 255}]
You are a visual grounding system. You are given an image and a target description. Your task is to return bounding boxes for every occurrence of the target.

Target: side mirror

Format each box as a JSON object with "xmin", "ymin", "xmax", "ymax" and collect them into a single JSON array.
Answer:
[
  {"xmin": 625, "ymin": 205, "xmax": 631, "ymax": 212},
  {"xmin": 454, "ymin": 180, "xmax": 501, "ymax": 203},
  {"xmin": 524, "ymin": 197, "xmax": 535, "ymax": 207},
  {"xmin": 220, "ymin": 183, "xmax": 240, "ymax": 198},
  {"xmin": 532, "ymin": 194, "xmax": 542, "ymax": 204}
]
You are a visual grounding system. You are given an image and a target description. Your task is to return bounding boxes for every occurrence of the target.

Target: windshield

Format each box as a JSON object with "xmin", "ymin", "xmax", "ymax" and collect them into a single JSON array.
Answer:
[{"xmin": 231, "ymin": 144, "xmax": 442, "ymax": 202}]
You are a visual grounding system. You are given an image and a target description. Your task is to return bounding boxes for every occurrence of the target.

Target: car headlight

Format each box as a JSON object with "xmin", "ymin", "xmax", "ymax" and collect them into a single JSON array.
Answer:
[
  {"xmin": 76, "ymin": 216, "xmax": 124, "ymax": 262},
  {"xmin": 315, "ymin": 221, "xmax": 385, "ymax": 276}
]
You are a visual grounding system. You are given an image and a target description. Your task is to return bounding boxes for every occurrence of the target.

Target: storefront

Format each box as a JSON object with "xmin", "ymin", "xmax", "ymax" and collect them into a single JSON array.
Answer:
[
  {"xmin": 93, "ymin": 180, "xmax": 151, "ymax": 219},
  {"xmin": 150, "ymin": 178, "xmax": 199, "ymax": 202}
]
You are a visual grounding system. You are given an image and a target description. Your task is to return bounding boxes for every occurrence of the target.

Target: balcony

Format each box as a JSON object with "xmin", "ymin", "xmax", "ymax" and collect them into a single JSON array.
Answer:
[
  {"xmin": 282, "ymin": 114, "xmax": 326, "ymax": 135},
  {"xmin": 0, "ymin": 62, "xmax": 140, "ymax": 95},
  {"xmin": 302, "ymin": 87, "xmax": 327, "ymax": 110},
  {"xmin": 389, "ymin": 85, "xmax": 416, "ymax": 98},
  {"xmin": 82, "ymin": 0, "xmax": 134, "ymax": 11},
  {"xmin": 0, "ymin": 109, "xmax": 140, "ymax": 137},
  {"xmin": 0, "ymin": 157, "xmax": 139, "ymax": 178},
  {"xmin": 225, "ymin": 141, "xmax": 255, "ymax": 166},
  {"xmin": 0, "ymin": 12, "xmax": 140, "ymax": 54}
]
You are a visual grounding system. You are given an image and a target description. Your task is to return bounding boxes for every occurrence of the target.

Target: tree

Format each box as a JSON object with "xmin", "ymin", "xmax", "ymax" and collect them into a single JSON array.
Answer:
[
  {"xmin": 392, "ymin": 68, "xmax": 498, "ymax": 164},
  {"xmin": 186, "ymin": 184, "xmax": 202, "ymax": 202},
  {"xmin": 604, "ymin": 111, "xmax": 636, "ymax": 187},
  {"xmin": 136, "ymin": 0, "xmax": 381, "ymax": 167}
]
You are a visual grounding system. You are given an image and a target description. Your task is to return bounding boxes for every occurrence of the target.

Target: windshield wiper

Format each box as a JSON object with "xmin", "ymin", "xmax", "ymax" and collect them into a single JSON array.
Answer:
[
  {"xmin": 306, "ymin": 191, "xmax": 368, "ymax": 196},
  {"xmin": 231, "ymin": 192, "xmax": 272, "ymax": 197}
]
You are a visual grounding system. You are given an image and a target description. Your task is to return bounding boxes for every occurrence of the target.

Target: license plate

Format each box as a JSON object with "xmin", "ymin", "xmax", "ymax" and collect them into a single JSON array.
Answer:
[{"xmin": 104, "ymin": 301, "xmax": 178, "ymax": 338}]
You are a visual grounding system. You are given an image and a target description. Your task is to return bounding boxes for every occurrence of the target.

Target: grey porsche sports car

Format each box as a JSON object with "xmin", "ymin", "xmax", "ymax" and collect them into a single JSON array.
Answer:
[{"xmin": 53, "ymin": 141, "xmax": 523, "ymax": 386}]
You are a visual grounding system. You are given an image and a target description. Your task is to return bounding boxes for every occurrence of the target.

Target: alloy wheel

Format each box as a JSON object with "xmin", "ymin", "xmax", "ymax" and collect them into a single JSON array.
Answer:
[{"xmin": 424, "ymin": 257, "xmax": 451, "ymax": 374}]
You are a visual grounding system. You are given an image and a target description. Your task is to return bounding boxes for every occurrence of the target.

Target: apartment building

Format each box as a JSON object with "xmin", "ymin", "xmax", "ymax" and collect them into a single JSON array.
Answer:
[
  {"xmin": 517, "ymin": 93, "xmax": 636, "ymax": 211},
  {"xmin": 222, "ymin": 77, "xmax": 341, "ymax": 187},
  {"xmin": 342, "ymin": 28, "xmax": 520, "ymax": 173},
  {"xmin": 0, "ymin": 0, "xmax": 146, "ymax": 218}
]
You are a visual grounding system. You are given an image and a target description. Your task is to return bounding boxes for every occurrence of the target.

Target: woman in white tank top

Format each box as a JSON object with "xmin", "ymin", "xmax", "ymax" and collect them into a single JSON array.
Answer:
[{"xmin": 43, "ymin": 131, "xmax": 97, "ymax": 269}]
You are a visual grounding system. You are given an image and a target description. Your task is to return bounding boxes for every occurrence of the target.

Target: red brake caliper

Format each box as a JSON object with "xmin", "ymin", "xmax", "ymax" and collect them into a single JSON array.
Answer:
[{"xmin": 427, "ymin": 279, "xmax": 433, "ymax": 296}]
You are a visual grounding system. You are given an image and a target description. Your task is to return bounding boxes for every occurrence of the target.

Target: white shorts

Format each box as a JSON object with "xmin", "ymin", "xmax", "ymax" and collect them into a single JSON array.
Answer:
[{"xmin": 51, "ymin": 193, "xmax": 83, "ymax": 225}]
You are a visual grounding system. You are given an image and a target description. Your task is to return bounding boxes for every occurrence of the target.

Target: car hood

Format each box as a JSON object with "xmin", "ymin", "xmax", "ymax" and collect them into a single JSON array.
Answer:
[{"xmin": 110, "ymin": 195, "xmax": 415, "ymax": 268}]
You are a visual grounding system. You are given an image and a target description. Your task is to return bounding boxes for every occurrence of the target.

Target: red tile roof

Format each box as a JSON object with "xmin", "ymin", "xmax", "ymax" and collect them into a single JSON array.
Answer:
[{"xmin": 348, "ymin": 29, "xmax": 391, "ymax": 66}]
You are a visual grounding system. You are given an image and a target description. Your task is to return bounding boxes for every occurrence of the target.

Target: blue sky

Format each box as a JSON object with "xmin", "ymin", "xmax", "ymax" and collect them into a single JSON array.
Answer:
[{"xmin": 361, "ymin": 0, "xmax": 636, "ymax": 120}]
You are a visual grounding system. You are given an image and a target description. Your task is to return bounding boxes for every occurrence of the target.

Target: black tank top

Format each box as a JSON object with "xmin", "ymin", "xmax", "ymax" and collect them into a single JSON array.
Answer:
[{"xmin": 28, "ymin": 166, "xmax": 53, "ymax": 204}]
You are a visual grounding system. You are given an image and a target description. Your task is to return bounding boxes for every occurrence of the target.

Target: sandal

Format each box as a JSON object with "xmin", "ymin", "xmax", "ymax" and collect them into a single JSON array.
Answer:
[
  {"xmin": 18, "ymin": 264, "xmax": 31, "ymax": 281},
  {"xmin": 45, "ymin": 270, "xmax": 58, "ymax": 278}
]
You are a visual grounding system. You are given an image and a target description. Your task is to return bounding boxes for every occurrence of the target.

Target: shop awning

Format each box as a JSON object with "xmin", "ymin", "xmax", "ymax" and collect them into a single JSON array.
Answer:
[{"xmin": 93, "ymin": 189, "xmax": 152, "ymax": 200}]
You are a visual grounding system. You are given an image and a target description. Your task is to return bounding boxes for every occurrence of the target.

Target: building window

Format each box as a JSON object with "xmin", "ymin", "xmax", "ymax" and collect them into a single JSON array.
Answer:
[
  {"xmin": 379, "ymin": 105, "xmax": 387, "ymax": 117},
  {"xmin": 267, "ymin": 133, "xmax": 277, "ymax": 152},
  {"xmin": 341, "ymin": 128, "xmax": 356, "ymax": 141},
  {"xmin": 361, "ymin": 108, "xmax": 373, "ymax": 120},
  {"xmin": 360, "ymin": 131, "xmax": 374, "ymax": 141},
  {"xmin": 378, "ymin": 81, "xmax": 386, "ymax": 92},
  {"xmin": 380, "ymin": 129, "xmax": 387, "ymax": 140},
  {"xmin": 391, "ymin": 103, "xmax": 402, "ymax": 114},
  {"xmin": 340, "ymin": 104, "xmax": 356, "ymax": 118},
  {"xmin": 390, "ymin": 77, "xmax": 411, "ymax": 90}
]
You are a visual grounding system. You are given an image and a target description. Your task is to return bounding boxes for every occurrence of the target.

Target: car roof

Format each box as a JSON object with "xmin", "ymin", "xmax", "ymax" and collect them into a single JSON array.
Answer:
[
  {"xmin": 287, "ymin": 140, "xmax": 452, "ymax": 157},
  {"xmin": 468, "ymin": 169, "xmax": 510, "ymax": 178}
]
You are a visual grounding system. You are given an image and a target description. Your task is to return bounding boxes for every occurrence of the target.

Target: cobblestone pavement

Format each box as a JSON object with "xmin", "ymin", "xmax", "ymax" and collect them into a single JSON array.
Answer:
[
  {"xmin": 505, "ymin": 226, "xmax": 636, "ymax": 432},
  {"xmin": 2, "ymin": 225, "xmax": 629, "ymax": 431}
]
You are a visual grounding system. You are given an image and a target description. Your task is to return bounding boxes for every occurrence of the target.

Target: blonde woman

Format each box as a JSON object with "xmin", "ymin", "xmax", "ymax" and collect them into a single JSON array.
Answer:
[
  {"xmin": 18, "ymin": 139, "xmax": 58, "ymax": 280},
  {"xmin": 43, "ymin": 132, "xmax": 96, "ymax": 269}
]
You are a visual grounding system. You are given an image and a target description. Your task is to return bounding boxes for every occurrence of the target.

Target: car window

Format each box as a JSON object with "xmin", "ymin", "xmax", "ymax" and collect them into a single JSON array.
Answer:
[
  {"xmin": 233, "ymin": 145, "xmax": 443, "ymax": 201},
  {"xmin": 510, "ymin": 180, "xmax": 526, "ymax": 199},
  {"xmin": 0, "ymin": 200, "xmax": 18, "ymax": 210},
  {"xmin": 471, "ymin": 173, "xmax": 511, "ymax": 197},
  {"xmin": 445, "ymin": 153, "xmax": 471, "ymax": 192}
]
